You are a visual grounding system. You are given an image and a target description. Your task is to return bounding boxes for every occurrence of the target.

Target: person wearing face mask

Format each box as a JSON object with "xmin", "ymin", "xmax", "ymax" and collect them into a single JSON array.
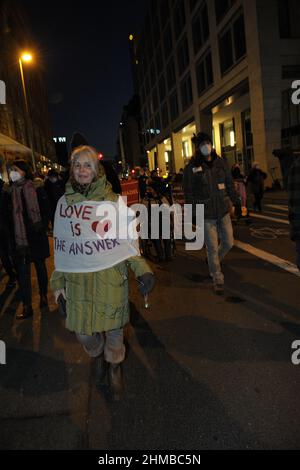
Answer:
[
  {"xmin": 44, "ymin": 169, "xmax": 65, "ymax": 228},
  {"xmin": 2, "ymin": 159, "xmax": 50, "ymax": 319},
  {"xmin": 183, "ymin": 132, "xmax": 238, "ymax": 295}
]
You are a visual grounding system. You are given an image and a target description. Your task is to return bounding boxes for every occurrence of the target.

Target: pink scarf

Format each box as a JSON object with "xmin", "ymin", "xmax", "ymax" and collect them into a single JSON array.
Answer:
[{"xmin": 12, "ymin": 179, "xmax": 42, "ymax": 249}]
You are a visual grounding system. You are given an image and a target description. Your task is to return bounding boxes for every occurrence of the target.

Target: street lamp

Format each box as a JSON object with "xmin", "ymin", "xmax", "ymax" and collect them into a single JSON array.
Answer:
[{"xmin": 18, "ymin": 52, "xmax": 36, "ymax": 173}]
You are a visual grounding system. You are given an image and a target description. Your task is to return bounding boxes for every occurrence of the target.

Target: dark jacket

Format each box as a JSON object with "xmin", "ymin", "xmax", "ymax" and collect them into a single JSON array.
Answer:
[
  {"xmin": 287, "ymin": 156, "xmax": 300, "ymax": 241},
  {"xmin": 183, "ymin": 152, "xmax": 237, "ymax": 219},
  {"xmin": 44, "ymin": 178, "xmax": 65, "ymax": 216},
  {"xmin": 247, "ymin": 168, "xmax": 267, "ymax": 194},
  {"xmin": 1, "ymin": 180, "xmax": 50, "ymax": 262}
]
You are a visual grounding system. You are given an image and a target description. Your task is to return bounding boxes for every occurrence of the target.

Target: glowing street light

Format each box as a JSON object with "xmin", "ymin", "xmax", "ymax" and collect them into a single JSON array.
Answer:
[{"xmin": 18, "ymin": 51, "xmax": 36, "ymax": 173}]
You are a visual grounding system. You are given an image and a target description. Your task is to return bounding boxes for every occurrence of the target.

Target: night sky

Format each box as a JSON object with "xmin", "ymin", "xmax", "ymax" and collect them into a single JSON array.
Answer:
[{"xmin": 25, "ymin": 0, "xmax": 148, "ymax": 157}]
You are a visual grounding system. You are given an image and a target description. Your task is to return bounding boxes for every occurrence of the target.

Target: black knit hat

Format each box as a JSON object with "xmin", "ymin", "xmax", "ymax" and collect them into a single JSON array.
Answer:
[
  {"xmin": 13, "ymin": 159, "xmax": 33, "ymax": 179},
  {"xmin": 192, "ymin": 132, "xmax": 212, "ymax": 147}
]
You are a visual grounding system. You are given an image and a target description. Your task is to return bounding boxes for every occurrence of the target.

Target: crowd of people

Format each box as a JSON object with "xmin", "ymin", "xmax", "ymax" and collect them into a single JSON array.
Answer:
[{"xmin": 0, "ymin": 137, "xmax": 299, "ymax": 400}]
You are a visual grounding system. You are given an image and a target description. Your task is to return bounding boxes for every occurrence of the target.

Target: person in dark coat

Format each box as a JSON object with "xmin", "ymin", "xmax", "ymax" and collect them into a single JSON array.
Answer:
[
  {"xmin": 287, "ymin": 155, "xmax": 300, "ymax": 270},
  {"xmin": 101, "ymin": 161, "xmax": 122, "ymax": 195},
  {"xmin": 183, "ymin": 132, "xmax": 238, "ymax": 295},
  {"xmin": 0, "ymin": 178, "xmax": 17, "ymax": 287},
  {"xmin": 247, "ymin": 162, "xmax": 267, "ymax": 211},
  {"xmin": 3, "ymin": 159, "xmax": 50, "ymax": 319},
  {"xmin": 44, "ymin": 169, "xmax": 65, "ymax": 227}
]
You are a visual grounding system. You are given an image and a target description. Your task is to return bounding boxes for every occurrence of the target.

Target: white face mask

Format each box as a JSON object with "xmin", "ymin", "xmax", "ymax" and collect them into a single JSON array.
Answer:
[
  {"xmin": 199, "ymin": 144, "xmax": 212, "ymax": 157},
  {"xmin": 9, "ymin": 170, "xmax": 22, "ymax": 183}
]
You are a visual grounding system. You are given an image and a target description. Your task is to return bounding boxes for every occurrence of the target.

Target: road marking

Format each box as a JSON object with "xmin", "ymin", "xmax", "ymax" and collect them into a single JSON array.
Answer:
[
  {"xmin": 265, "ymin": 204, "xmax": 288, "ymax": 212},
  {"xmin": 234, "ymin": 240, "xmax": 300, "ymax": 277},
  {"xmin": 249, "ymin": 212, "xmax": 289, "ymax": 224}
]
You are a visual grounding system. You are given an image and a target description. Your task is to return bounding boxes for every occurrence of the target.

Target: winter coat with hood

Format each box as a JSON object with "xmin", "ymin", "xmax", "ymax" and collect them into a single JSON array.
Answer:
[
  {"xmin": 183, "ymin": 150, "xmax": 237, "ymax": 220},
  {"xmin": 50, "ymin": 174, "xmax": 152, "ymax": 336}
]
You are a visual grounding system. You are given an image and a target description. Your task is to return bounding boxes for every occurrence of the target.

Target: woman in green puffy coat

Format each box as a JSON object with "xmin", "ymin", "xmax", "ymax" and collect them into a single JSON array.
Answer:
[{"xmin": 51, "ymin": 145, "xmax": 154, "ymax": 400}]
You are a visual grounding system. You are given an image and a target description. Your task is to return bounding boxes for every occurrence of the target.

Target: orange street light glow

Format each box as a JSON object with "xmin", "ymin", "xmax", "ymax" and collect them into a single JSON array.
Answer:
[{"xmin": 21, "ymin": 53, "xmax": 33, "ymax": 62}]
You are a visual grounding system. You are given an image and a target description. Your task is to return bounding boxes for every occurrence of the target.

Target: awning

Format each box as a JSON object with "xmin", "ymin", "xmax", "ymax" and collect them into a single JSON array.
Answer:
[{"xmin": 0, "ymin": 133, "xmax": 32, "ymax": 154}]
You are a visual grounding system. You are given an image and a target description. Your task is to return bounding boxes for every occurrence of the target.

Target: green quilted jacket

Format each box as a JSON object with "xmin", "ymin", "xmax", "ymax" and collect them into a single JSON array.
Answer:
[{"xmin": 50, "ymin": 176, "xmax": 152, "ymax": 335}]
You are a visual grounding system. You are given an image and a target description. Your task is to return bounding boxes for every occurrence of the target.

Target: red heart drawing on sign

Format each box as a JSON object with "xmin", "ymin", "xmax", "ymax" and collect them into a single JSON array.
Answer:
[{"xmin": 91, "ymin": 220, "xmax": 112, "ymax": 238}]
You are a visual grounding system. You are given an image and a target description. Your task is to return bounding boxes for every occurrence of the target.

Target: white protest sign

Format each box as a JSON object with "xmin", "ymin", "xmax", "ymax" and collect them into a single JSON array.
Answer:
[{"xmin": 53, "ymin": 196, "xmax": 139, "ymax": 273}]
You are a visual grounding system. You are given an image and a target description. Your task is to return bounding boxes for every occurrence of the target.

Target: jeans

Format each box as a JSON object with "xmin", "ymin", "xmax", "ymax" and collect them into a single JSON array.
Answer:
[
  {"xmin": 253, "ymin": 192, "xmax": 263, "ymax": 211},
  {"xmin": 76, "ymin": 328, "xmax": 125, "ymax": 364},
  {"xmin": 204, "ymin": 213, "xmax": 234, "ymax": 284},
  {"xmin": 16, "ymin": 258, "xmax": 48, "ymax": 307}
]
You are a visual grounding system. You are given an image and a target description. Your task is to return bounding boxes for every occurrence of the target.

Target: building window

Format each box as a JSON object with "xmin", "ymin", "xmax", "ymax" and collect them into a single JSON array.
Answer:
[
  {"xmin": 155, "ymin": 112, "xmax": 161, "ymax": 132},
  {"xmin": 189, "ymin": 0, "xmax": 199, "ymax": 13},
  {"xmin": 173, "ymin": 0, "xmax": 186, "ymax": 38},
  {"xmin": 233, "ymin": 13, "xmax": 246, "ymax": 61},
  {"xmin": 143, "ymin": 105, "xmax": 149, "ymax": 125},
  {"xmin": 278, "ymin": 0, "xmax": 300, "ymax": 38},
  {"xmin": 215, "ymin": 0, "xmax": 236, "ymax": 24},
  {"xmin": 167, "ymin": 57, "xmax": 176, "ymax": 90},
  {"xmin": 145, "ymin": 75, "xmax": 151, "ymax": 95},
  {"xmin": 155, "ymin": 44, "xmax": 164, "ymax": 74},
  {"xmin": 160, "ymin": 0, "xmax": 170, "ymax": 28},
  {"xmin": 177, "ymin": 35, "xmax": 190, "ymax": 76},
  {"xmin": 151, "ymin": 1, "xmax": 160, "ymax": 44},
  {"xmin": 152, "ymin": 86, "xmax": 159, "ymax": 111},
  {"xmin": 161, "ymin": 101, "xmax": 169, "ymax": 129},
  {"xmin": 169, "ymin": 90, "xmax": 179, "ymax": 121},
  {"xmin": 281, "ymin": 88, "xmax": 300, "ymax": 147},
  {"xmin": 218, "ymin": 11, "xmax": 246, "ymax": 75},
  {"xmin": 150, "ymin": 62, "xmax": 156, "ymax": 89},
  {"xmin": 282, "ymin": 65, "xmax": 300, "ymax": 79},
  {"xmin": 196, "ymin": 50, "xmax": 213, "ymax": 95},
  {"xmin": 159, "ymin": 74, "xmax": 167, "ymax": 101},
  {"xmin": 180, "ymin": 73, "xmax": 193, "ymax": 110},
  {"xmin": 192, "ymin": 2, "xmax": 209, "ymax": 55},
  {"xmin": 163, "ymin": 24, "xmax": 173, "ymax": 60}
]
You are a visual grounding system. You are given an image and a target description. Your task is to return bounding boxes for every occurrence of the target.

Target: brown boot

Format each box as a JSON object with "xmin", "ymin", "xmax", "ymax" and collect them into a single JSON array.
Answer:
[
  {"xmin": 108, "ymin": 363, "xmax": 124, "ymax": 401},
  {"xmin": 95, "ymin": 353, "xmax": 107, "ymax": 387}
]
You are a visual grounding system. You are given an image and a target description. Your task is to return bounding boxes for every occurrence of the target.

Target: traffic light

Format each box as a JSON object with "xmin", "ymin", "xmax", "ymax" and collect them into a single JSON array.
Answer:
[{"xmin": 98, "ymin": 152, "xmax": 103, "ymax": 160}]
